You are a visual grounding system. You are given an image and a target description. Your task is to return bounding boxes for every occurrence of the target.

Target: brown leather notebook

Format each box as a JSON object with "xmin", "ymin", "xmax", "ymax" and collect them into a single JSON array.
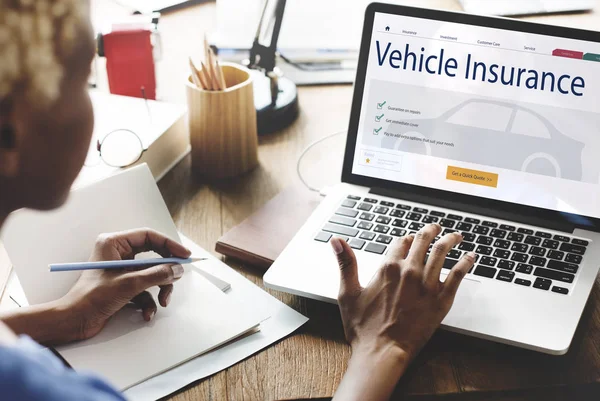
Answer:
[{"xmin": 215, "ymin": 186, "xmax": 322, "ymax": 270}]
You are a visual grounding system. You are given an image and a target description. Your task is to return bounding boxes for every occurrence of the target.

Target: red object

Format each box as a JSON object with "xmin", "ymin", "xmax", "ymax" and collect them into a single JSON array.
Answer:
[
  {"xmin": 102, "ymin": 29, "xmax": 157, "ymax": 99},
  {"xmin": 552, "ymin": 49, "xmax": 584, "ymax": 59}
]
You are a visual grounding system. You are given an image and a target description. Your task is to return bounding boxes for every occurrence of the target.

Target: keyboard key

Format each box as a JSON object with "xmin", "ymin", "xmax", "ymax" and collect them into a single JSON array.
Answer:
[
  {"xmin": 314, "ymin": 232, "xmax": 332, "ymax": 242},
  {"xmin": 465, "ymin": 217, "xmax": 480, "ymax": 224},
  {"xmin": 406, "ymin": 213, "xmax": 422, "ymax": 221},
  {"xmin": 396, "ymin": 204, "xmax": 411, "ymax": 210},
  {"xmin": 572, "ymin": 238, "xmax": 589, "ymax": 246},
  {"xmin": 373, "ymin": 206, "xmax": 389, "ymax": 215},
  {"xmin": 547, "ymin": 260, "xmax": 579, "ymax": 274},
  {"xmin": 409, "ymin": 222, "xmax": 425, "ymax": 231},
  {"xmin": 413, "ymin": 207, "xmax": 428, "ymax": 214},
  {"xmin": 511, "ymin": 252, "xmax": 528, "ymax": 262},
  {"xmin": 332, "ymin": 235, "xmax": 349, "ymax": 242},
  {"xmin": 482, "ymin": 221, "xmax": 498, "ymax": 228},
  {"xmin": 547, "ymin": 250, "xmax": 564, "ymax": 260},
  {"xmin": 422, "ymin": 215, "xmax": 439, "ymax": 223},
  {"xmin": 496, "ymin": 270, "xmax": 515, "ymax": 282},
  {"xmin": 473, "ymin": 226, "xmax": 489, "ymax": 235},
  {"xmin": 349, "ymin": 238, "xmax": 366, "ymax": 250},
  {"xmin": 359, "ymin": 213, "xmax": 375, "ymax": 221},
  {"xmin": 359, "ymin": 231, "xmax": 376, "ymax": 241},
  {"xmin": 553, "ymin": 235, "xmax": 570, "ymax": 242},
  {"xmin": 552, "ymin": 286, "xmax": 569, "ymax": 295},
  {"xmin": 456, "ymin": 222, "xmax": 473, "ymax": 231},
  {"xmin": 376, "ymin": 216, "xmax": 391, "ymax": 224},
  {"xmin": 357, "ymin": 203, "xmax": 373, "ymax": 211},
  {"xmin": 323, "ymin": 223, "xmax": 359, "ymax": 237},
  {"xmin": 380, "ymin": 201, "xmax": 394, "ymax": 207},
  {"xmin": 336, "ymin": 207, "xmax": 358, "ymax": 218},
  {"xmin": 462, "ymin": 233, "xmax": 476, "ymax": 242},
  {"xmin": 498, "ymin": 260, "xmax": 515, "ymax": 270},
  {"xmin": 529, "ymin": 256, "xmax": 546, "ymax": 266},
  {"xmin": 376, "ymin": 234, "xmax": 393, "ymax": 244},
  {"xmin": 565, "ymin": 253, "xmax": 582, "ymax": 264},
  {"xmin": 357, "ymin": 221, "xmax": 373, "ymax": 230},
  {"xmin": 517, "ymin": 228, "xmax": 534, "ymax": 235},
  {"xmin": 535, "ymin": 231, "xmax": 552, "ymax": 238},
  {"xmin": 347, "ymin": 195, "xmax": 361, "ymax": 200},
  {"xmin": 511, "ymin": 243, "xmax": 528, "ymax": 253},
  {"xmin": 542, "ymin": 239, "xmax": 559, "ymax": 250},
  {"xmin": 341, "ymin": 199, "xmax": 357, "ymax": 208},
  {"xmin": 390, "ymin": 209, "xmax": 405, "ymax": 218},
  {"xmin": 374, "ymin": 224, "xmax": 390, "ymax": 234},
  {"xmin": 480, "ymin": 256, "xmax": 497, "ymax": 267},
  {"xmin": 447, "ymin": 214, "xmax": 463, "ymax": 220},
  {"xmin": 534, "ymin": 267, "xmax": 574, "ymax": 283},
  {"xmin": 364, "ymin": 198, "xmax": 378, "ymax": 203},
  {"xmin": 559, "ymin": 243, "xmax": 586, "ymax": 256},
  {"xmin": 516, "ymin": 263, "xmax": 533, "ymax": 274},
  {"xmin": 430, "ymin": 211, "xmax": 445, "ymax": 217},
  {"xmin": 493, "ymin": 239, "xmax": 510, "ymax": 249},
  {"xmin": 533, "ymin": 277, "xmax": 552, "ymax": 290},
  {"xmin": 476, "ymin": 245, "xmax": 493, "ymax": 255},
  {"xmin": 365, "ymin": 242, "xmax": 386, "ymax": 254},
  {"xmin": 448, "ymin": 249, "xmax": 462, "ymax": 259},
  {"xmin": 442, "ymin": 258, "xmax": 459, "ymax": 269},
  {"xmin": 515, "ymin": 278, "xmax": 532, "ymax": 287},
  {"xmin": 490, "ymin": 229, "xmax": 507, "ymax": 239},
  {"xmin": 474, "ymin": 265, "xmax": 497, "ymax": 278},
  {"xmin": 493, "ymin": 249, "xmax": 510, "ymax": 259},
  {"xmin": 329, "ymin": 215, "xmax": 357, "ymax": 227},
  {"xmin": 507, "ymin": 232, "xmax": 524, "ymax": 242},
  {"xmin": 476, "ymin": 236, "xmax": 493, "ymax": 245},
  {"xmin": 392, "ymin": 219, "xmax": 408, "ymax": 228},
  {"xmin": 499, "ymin": 224, "xmax": 516, "ymax": 231},
  {"xmin": 439, "ymin": 219, "xmax": 456, "ymax": 228},
  {"xmin": 390, "ymin": 228, "xmax": 406, "ymax": 237},
  {"xmin": 458, "ymin": 242, "xmax": 475, "ymax": 251},
  {"xmin": 524, "ymin": 236, "xmax": 541, "ymax": 246},
  {"xmin": 529, "ymin": 246, "xmax": 546, "ymax": 257},
  {"xmin": 442, "ymin": 229, "xmax": 457, "ymax": 236}
]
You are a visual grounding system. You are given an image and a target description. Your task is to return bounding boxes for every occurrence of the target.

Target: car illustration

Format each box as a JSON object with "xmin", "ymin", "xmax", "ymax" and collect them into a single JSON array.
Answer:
[{"xmin": 379, "ymin": 99, "xmax": 584, "ymax": 181}]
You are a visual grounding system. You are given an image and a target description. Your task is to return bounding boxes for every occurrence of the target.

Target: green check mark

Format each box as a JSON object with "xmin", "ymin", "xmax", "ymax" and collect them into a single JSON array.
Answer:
[
  {"xmin": 377, "ymin": 100, "xmax": 386, "ymax": 109},
  {"xmin": 375, "ymin": 113, "xmax": 384, "ymax": 122},
  {"xmin": 373, "ymin": 127, "xmax": 382, "ymax": 135}
]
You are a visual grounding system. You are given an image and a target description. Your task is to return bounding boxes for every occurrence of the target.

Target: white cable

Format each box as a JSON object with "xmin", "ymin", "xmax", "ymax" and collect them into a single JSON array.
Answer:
[{"xmin": 296, "ymin": 130, "xmax": 346, "ymax": 194}]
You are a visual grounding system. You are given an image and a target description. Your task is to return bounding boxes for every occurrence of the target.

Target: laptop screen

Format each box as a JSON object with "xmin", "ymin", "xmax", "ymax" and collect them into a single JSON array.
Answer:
[{"xmin": 350, "ymin": 10, "xmax": 600, "ymax": 221}]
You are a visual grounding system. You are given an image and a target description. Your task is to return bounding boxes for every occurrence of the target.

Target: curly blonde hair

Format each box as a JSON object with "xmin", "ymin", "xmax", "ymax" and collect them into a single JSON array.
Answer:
[{"xmin": 0, "ymin": 0, "xmax": 90, "ymax": 107}]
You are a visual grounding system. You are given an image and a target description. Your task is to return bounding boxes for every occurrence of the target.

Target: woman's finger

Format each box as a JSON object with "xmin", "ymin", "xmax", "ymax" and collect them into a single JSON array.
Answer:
[
  {"xmin": 107, "ymin": 228, "xmax": 191, "ymax": 259},
  {"xmin": 121, "ymin": 263, "xmax": 184, "ymax": 296},
  {"xmin": 158, "ymin": 284, "xmax": 174, "ymax": 307},
  {"xmin": 131, "ymin": 291, "xmax": 158, "ymax": 321},
  {"xmin": 385, "ymin": 235, "xmax": 414, "ymax": 263},
  {"xmin": 331, "ymin": 237, "xmax": 362, "ymax": 300},
  {"xmin": 423, "ymin": 232, "xmax": 463, "ymax": 285},
  {"xmin": 441, "ymin": 252, "xmax": 476, "ymax": 301},
  {"xmin": 407, "ymin": 224, "xmax": 441, "ymax": 265}
]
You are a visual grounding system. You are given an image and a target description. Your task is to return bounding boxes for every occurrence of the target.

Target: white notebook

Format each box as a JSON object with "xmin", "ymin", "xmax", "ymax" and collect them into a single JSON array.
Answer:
[{"xmin": 1, "ymin": 165, "xmax": 268, "ymax": 390}]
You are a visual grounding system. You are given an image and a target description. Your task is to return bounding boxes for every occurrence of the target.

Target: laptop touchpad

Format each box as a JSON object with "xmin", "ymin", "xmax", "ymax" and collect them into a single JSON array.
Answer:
[{"xmin": 441, "ymin": 275, "xmax": 481, "ymax": 326}]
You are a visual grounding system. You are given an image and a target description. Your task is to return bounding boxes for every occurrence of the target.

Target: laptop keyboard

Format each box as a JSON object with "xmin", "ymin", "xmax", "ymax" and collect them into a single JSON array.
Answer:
[{"xmin": 314, "ymin": 194, "xmax": 590, "ymax": 296}]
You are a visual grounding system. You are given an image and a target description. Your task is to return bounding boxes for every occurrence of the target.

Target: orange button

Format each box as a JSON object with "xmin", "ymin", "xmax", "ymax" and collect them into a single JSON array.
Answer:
[{"xmin": 446, "ymin": 166, "xmax": 498, "ymax": 188}]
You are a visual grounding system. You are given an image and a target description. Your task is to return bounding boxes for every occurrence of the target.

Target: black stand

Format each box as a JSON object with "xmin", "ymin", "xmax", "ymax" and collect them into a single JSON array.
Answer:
[{"xmin": 246, "ymin": 0, "xmax": 299, "ymax": 135}]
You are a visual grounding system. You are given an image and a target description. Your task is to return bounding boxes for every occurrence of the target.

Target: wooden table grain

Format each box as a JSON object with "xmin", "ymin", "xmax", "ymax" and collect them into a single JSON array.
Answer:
[{"xmin": 1, "ymin": 1, "xmax": 599, "ymax": 400}]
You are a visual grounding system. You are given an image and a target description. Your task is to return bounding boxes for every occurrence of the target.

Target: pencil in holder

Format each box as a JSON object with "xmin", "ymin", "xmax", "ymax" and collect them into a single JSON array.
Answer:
[{"xmin": 186, "ymin": 62, "xmax": 259, "ymax": 179}]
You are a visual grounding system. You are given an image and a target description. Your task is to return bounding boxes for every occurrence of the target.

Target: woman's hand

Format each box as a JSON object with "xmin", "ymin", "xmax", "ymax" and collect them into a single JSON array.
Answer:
[
  {"xmin": 331, "ymin": 223, "xmax": 475, "ymax": 401},
  {"xmin": 60, "ymin": 228, "xmax": 191, "ymax": 341}
]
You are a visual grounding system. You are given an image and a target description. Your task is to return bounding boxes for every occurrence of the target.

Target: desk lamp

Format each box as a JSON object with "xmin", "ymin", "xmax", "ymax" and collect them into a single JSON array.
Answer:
[{"xmin": 245, "ymin": 0, "xmax": 299, "ymax": 134}]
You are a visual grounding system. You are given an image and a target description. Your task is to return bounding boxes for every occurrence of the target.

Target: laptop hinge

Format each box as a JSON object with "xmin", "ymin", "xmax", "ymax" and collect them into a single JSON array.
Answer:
[{"xmin": 370, "ymin": 187, "xmax": 575, "ymax": 233}]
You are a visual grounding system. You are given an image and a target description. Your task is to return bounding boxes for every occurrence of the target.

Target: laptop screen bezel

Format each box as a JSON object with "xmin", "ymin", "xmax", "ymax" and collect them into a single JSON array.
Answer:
[{"xmin": 341, "ymin": 2, "xmax": 600, "ymax": 232}]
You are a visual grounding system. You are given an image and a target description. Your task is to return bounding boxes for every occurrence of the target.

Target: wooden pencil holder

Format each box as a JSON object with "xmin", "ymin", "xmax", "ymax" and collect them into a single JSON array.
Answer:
[{"xmin": 186, "ymin": 62, "xmax": 259, "ymax": 179}]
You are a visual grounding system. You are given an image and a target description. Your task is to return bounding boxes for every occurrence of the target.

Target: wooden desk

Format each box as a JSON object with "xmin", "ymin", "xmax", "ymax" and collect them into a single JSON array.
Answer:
[{"xmin": 2, "ymin": 1, "xmax": 600, "ymax": 400}]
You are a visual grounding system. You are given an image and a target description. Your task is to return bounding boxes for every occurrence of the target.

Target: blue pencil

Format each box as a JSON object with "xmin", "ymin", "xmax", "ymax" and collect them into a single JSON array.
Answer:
[{"xmin": 49, "ymin": 257, "xmax": 207, "ymax": 272}]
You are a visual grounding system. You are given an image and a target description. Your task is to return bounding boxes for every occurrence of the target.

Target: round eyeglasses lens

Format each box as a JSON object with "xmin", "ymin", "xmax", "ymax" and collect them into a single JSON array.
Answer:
[{"xmin": 100, "ymin": 130, "xmax": 144, "ymax": 168}]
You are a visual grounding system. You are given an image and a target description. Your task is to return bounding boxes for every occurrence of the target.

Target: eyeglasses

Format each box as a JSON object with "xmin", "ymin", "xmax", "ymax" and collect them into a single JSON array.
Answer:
[{"xmin": 84, "ymin": 129, "xmax": 147, "ymax": 168}]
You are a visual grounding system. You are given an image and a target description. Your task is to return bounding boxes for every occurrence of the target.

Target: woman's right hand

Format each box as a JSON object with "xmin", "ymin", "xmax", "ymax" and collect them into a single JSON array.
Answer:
[{"xmin": 331, "ymin": 223, "xmax": 475, "ymax": 401}]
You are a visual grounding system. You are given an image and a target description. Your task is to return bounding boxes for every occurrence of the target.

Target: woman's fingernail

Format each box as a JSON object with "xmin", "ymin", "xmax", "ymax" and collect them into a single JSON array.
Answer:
[
  {"xmin": 165, "ymin": 291, "xmax": 172, "ymax": 306},
  {"xmin": 171, "ymin": 264, "xmax": 184, "ymax": 279},
  {"xmin": 149, "ymin": 310, "xmax": 156, "ymax": 321},
  {"xmin": 330, "ymin": 238, "xmax": 344, "ymax": 255},
  {"xmin": 466, "ymin": 252, "xmax": 476, "ymax": 260}
]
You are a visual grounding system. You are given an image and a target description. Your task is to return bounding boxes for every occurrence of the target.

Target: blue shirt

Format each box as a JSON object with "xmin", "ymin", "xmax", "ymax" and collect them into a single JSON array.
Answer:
[{"xmin": 0, "ymin": 336, "xmax": 126, "ymax": 401}]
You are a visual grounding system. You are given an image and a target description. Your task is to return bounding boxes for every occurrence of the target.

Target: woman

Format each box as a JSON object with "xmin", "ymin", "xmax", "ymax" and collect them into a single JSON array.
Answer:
[{"xmin": 0, "ymin": 1, "xmax": 474, "ymax": 400}]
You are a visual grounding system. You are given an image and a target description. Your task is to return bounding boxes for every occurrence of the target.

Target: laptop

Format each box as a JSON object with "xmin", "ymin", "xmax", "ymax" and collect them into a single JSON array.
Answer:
[
  {"xmin": 264, "ymin": 3, "xmax": 600, "ymax": 355},
  {"xmin": 459, "ymin": 0, "xmax": 594, "ymax": 17}
]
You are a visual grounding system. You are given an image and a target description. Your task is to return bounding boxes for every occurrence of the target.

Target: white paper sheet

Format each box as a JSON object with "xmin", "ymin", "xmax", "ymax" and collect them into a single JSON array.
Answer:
[{"xmin": 124, "ymin": 234, "xmax": 309, "ymax": 401}]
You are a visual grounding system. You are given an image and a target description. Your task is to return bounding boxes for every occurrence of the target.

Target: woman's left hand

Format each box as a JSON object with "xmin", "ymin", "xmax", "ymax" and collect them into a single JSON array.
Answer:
[{"xmin": 59, "ymin": 228, "xmax": 191, "ymax": 341}]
